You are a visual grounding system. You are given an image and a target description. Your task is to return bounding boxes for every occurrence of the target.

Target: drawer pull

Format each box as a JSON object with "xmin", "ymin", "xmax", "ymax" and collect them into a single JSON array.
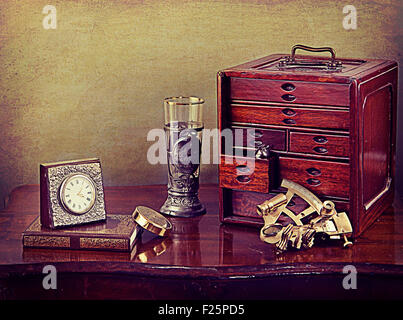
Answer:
[
  {"xmin": 306, "ymin": 178, "xmax": 321, "ymax": 186},
  {"xmin": 236, "ymin": 165, "xmax": 250, "ymax": 174},
  {"xmin": 249, "ymin": 129, "xmax": 264, "ymax": 138},
  {"xmin": 281, "ymin": 83, "xmax": 295, "ymax": 92},
  {"xmin": 236, "ymin": 175, "xmax": 251, "ymax": 183},
  {"xmin": 313, "ymin": 146, "xmax": 328, "ymax": 154},
  {"xmin": 306, "ymin": 167, "xmax": 321, "ymax": 176},
  {"xmin": 282, "ymin": 108, "xmax": 296, "ymax": 116},
  {"xmin": 253, "ymin": 140, "xmax": 264, "ymax": 147},
  {"xmin": 313, "ymin": 136, "xmax": 328, "ymax": 144},
  {"xmin": 281, "ymin": 94, "xmax": 296, "ymax": 102},
  {"xmin": 283, "ymin": 119, "xmax": 296, "ymax": 125}
]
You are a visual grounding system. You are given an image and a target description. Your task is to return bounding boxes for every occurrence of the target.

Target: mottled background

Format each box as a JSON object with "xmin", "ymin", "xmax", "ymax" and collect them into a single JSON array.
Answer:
[{"xmin": 0, "ymin": 0, "xmax": 401, "ymax": 208}]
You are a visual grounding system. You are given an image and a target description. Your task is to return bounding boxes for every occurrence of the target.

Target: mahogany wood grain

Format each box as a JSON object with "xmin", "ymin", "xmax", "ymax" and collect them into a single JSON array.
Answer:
[
  {"xmin": 228, "ymin": 126, "xmax": 286, "ymax": 151},
  {"xmin": 362, "ymin": 85, "xmax": 391, "ymax": 206},
  {"xmin": 217, "ymin": 52, "xmax": 397, "ymax": 238},
  {"xmin": 219, "ymin": 155, "xmax": 273, "ymax": 193},
  {"xmin": 223, "ymin": 54, "xmax": 395, "ymax": 83},
  {"xmin": 230, "ymin": 104, "xmax": 350, "ymax": 130},
  {"xmin": 355, "ymin": 66, "xmax": 398, "ymax": 237},
  {"xmin": 221, "ymin": 188, "xmax": 350, "ymax": 225},
  {"xmin": 279, "ymin": 157, "xmax": 349, "ymax": 199},
  {"xmin": 289, "ymin": 131, "xmax": 349, "ymax": 158},
  {"xmin": 230, "ymin": 77, "xmax": 350, "ymax": 106},
  {"xmin": 0, "ymin": 185, "xmax": 402, "ymax": 300}
]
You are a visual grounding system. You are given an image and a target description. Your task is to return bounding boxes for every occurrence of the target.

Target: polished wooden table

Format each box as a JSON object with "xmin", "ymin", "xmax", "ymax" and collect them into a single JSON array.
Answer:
[{"xmin": 0, "ymin": 184, "xmax": 402, "ymax": 300}]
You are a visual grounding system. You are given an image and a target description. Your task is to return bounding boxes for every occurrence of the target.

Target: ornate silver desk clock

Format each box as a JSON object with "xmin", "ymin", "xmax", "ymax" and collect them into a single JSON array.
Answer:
[
  {"xmin": 160, "ymin": 96, "xmax": 206, "ymax": 217},
  {"xmin": 40, "ymin": 158, "xmax": 107, "ymax": 229}
]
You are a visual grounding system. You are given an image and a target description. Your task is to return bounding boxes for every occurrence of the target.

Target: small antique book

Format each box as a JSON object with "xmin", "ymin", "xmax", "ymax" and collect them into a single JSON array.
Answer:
[{"xmin": 23, "ymin": 214, "xmax": 140, "ymax": 252}]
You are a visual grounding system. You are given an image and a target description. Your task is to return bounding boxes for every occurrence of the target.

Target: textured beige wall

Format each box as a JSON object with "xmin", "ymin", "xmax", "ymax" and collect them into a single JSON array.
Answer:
[{"xmin": 0, "ymin": 0, "xmax": 401, "ymax": 208}]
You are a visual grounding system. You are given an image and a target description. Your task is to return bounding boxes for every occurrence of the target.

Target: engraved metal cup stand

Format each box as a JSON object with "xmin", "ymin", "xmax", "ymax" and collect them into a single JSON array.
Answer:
[{"xmin": 160, "ymin": 96, "xmax": 206, "ymax": 217}]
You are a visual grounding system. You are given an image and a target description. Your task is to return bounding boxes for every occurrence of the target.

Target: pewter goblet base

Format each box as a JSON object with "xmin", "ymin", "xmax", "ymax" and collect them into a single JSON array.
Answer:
[{"xmin": 160, "ymin": 193, "xmax": 205, "ymax": 217}]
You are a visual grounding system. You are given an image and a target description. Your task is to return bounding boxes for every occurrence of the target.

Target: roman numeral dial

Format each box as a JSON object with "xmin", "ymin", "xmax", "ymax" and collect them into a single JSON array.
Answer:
[{"xmin": 59, "ymin": 174, "xmax": 96, "ymax": 215}]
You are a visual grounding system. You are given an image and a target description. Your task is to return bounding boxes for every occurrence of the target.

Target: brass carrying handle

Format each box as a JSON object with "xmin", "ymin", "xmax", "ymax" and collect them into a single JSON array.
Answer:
[{"xmin": 290, "ymin": 44, "xmax": 336, "ymax": 63}]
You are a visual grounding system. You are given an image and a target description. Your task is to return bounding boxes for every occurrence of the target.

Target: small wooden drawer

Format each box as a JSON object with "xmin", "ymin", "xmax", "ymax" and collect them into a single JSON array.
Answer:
[
  {"xmin": 231, "ymin": 104, "xmax": 349, "ymax": 130},
  {"xmin": 227, "ymin": 126, "xmax": 286, "ymax": 151},
  {"xmin": 289, "ymin": 132, "xmax": 350, "ymax": 157},
  {"xmin": 230, "ymin": 78, "xmax": 350, "ymax": 107},
  {"xmin": 221, "ymin": 189, "xmax": 350, "ymax": 226},
  {"xmin": 219, "ymin": 155, "xmax": 274, "ymax": 193},
  {"xmin": 279, "ymin": 157, "xmax": 349, "ymax": 199}
]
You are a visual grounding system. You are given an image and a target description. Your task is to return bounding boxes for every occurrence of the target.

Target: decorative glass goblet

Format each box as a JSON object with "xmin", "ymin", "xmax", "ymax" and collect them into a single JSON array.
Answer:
[{"xmin": 160, "ymin": 96, "xmax": 206, "ymax": 217}]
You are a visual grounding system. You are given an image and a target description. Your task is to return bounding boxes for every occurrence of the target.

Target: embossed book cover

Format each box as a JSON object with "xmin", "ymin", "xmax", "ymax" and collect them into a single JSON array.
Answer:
[{"xmin": 23, "ymin": 214, "xmax": 140, "ymax": 252}]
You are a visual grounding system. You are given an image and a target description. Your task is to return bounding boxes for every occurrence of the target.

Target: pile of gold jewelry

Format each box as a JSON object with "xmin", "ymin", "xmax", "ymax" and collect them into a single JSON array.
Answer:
[{"xmin": 257, "ymin": 179, "xmax": 353, "ymax": 252}]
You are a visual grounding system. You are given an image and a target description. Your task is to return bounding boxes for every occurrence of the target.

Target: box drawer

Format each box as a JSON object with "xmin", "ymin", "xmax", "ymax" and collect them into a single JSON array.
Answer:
[
  {"xmin": 279, "ymin": 157, "xmax": 349, "ymax": 199},
  {"xmin": 227, "ymin": 126, "xmax": 286, "ymax": 151},
  {"xmin": 226, "ymin": 189, "xmax": 350, "ymax": 220},
  {"xmin": 219, "ymin": 155, "xmax": 274, "ymax": 193},
  {"xmin": 289, "ymin": 131, "xmax": 350, "ymax": 157},
  {"xmin": 230, "ymin": 77, "xmax": 350, "ymax": 107},
  {"xmin": 231, "ymin": 104, "xmax": 349, "ymax": 130},
  {"xmin": 230, "ymin": 189, "xmax": 314, "ymax": 220}
]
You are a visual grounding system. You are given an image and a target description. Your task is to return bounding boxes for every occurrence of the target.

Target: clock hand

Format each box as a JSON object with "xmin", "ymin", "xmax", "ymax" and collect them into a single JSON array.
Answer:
[
  {"xmin": 78, "ymin": 182, "xmax": 84, "ymax": 194},
  {"xmin": 77, "ymin": 190, "xmax": 85, "ymax": 197},
  {"xmin": 77, "ymin": 181, "xmax": 85, "ymax": 197}
]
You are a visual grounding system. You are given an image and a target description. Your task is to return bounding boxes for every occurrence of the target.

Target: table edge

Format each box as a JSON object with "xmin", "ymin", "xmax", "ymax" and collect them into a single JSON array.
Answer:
[{"xmin": 1, "ymin": 261, "xmax": 402, "ymax": 280}]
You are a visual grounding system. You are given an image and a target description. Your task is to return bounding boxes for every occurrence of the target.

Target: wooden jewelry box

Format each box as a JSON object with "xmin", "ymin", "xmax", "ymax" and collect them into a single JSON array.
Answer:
[{"xmin": 217, "ymin": 45, "xmax": 398, "ymax": 237}]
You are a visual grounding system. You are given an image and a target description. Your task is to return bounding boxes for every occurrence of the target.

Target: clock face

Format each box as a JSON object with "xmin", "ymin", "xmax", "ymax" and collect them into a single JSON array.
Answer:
[{"xmin": 59, "ymin": 174, "xmax": 97, "ymax": 215}]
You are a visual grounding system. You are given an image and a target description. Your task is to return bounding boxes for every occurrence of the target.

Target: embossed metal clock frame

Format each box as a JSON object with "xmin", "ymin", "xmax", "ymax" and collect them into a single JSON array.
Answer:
[{"xmin": 40, "ymin": 158, "xmax": 107, "ymax": 229}]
